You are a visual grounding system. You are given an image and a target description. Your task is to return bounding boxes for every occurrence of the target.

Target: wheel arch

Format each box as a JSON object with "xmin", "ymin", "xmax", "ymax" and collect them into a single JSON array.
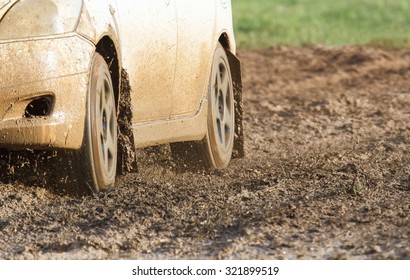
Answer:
[
  {"xmin": 95, "ymin": 36, "xmax": 120, "ymax": 108},
  {"xmin": 218, "ymin": 32, "xmax": 232, "ymax": 52}
]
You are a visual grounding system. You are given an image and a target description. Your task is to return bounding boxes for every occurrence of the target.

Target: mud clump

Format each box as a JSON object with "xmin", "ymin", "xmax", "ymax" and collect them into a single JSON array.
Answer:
[
  {"xmin": 227, "ymin": 49, "xmax": 245, "ymax": 159},
  {"xmin": 117, "ymin": 68, "xmax": 138, "ymax": 175}
]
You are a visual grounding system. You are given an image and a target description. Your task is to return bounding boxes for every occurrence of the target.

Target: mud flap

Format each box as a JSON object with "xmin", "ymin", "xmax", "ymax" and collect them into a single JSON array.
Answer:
[
  {"xmin": 117, "ymin": 68, "xmax": 138, "ymax": 175},
  {"xmin": 227, "ymin": 50, "xmax": 245, "ymax": 159}
]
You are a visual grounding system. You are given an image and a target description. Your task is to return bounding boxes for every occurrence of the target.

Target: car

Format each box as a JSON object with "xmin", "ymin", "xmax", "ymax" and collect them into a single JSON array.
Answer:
[{"xmin": 0, "ymin": 0, "xmax": 243, "ymax": 193}]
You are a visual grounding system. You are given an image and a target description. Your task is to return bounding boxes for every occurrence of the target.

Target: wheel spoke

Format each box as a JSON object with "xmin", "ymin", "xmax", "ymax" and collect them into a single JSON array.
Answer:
[
  {"xmin": 106, "ymin": 111, "xmax": 116, "ymax": 152},
  {"xmin": 224, "ymin": 104, "xmax": 232, "ymax": 129},
  {"xmin": 99, "ymin": 83, "xmax": 105, "ymax": 113},
  {"xmin": 100, "ymin": 132, "xmax": 107, "ymax": 163},
  {"xmin": 104, "ymin": 82, "xmax": 111, "ymax": 109},
  {"xmin": 216, "ymin": 104, "xmax": 222, "ymax": 122},
  {"xmin": 106, "ymin": 133, "xmax": 115, "ymax": 161},
  {"xmin": 104, "ymin": 141, "xmax": 110, "ymax": 164},
  {"xmin": 106, "ymin": 97, "xmax": 113, "ymax": 128},
  {"xmin": 212, "ymin": 74, "xmax": 221, "ymax": 122},
  {"xmin": 219, "ymin": 119, "xmax": 226, "ymax": 145},
  {"xmin": 221, "ymin": 70, "xmax": 230, "ymax": 101},
  {"xmin": 216, "ymin": 70, "xmax": 222, "ymax": 93},
  {"xmin": 105, "ymin": 80, "xmax": 116, "ymax": 170},
  {"xmin": 106, "ymin": 110, "xmax": 112, "ymax": 137},
  {"xmin": 214, "ymin": 74, "xmax": 220, "ymax": 104}
]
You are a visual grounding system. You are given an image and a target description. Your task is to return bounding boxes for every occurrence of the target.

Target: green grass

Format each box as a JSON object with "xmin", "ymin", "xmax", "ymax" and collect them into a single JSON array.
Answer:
[{"xmin": 233, "ymin": 0, "xmax": 410, "ymax": 49}]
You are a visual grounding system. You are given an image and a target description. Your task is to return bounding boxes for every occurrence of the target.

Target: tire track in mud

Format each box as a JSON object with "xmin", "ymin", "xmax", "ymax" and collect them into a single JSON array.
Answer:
[{"xmin": 1, "ymin": 46, "xmax": 409, "ymax": 259}]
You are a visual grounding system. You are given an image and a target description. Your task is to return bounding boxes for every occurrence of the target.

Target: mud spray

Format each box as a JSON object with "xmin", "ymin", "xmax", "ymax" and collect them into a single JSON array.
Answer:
[
  {"xmin": 227, "ymin": 50, "xmax": 245, "ymax": 159},
  {"xmin": 117, "ymin": 68, "xmax": 138, "ymax": 175}
]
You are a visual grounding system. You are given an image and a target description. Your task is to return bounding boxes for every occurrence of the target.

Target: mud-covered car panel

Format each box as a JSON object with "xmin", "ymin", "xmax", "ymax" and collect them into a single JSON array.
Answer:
[
  {"xmin": 0, "ymin": 74, "xmax": 88, "ymax": 150},
  {"xmin": 0, "ymin": 35, "xmax": 94, "ymax": 150}
]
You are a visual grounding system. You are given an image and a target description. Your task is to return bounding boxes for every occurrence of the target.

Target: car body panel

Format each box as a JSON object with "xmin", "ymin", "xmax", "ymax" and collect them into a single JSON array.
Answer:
[
  {"xmin": 76, "ymin": 0, "xmax": 120, "ymax": 57},
  {"xmin": 0, "ymin": 35, "xmax": 94, "ymax": 150},
  {"xmin": 170, "ymin": 0, "xmax": 216, "ymax": 118},
  {"xmin": 76, "ymin": 0, "xmax": 120, "ymax": 45},
  {"xmin": 0, "ymin": 1, "xmax": 13, "ymax": 18},
  {"xmin": 117, "ymin": 0, "xmax": 177, "ymax": 123},
  {"xmin": 0, "ymin": 0, "xmax": 83, "ymax": 40},
  {"xmin": 133, "ymin": 102, "xmax": 207, "ymax": 148}
]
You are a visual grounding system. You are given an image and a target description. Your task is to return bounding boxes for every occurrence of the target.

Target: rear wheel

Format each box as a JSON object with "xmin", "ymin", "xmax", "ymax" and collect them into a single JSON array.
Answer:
[
  {"xmin": 201, "ymin": 43, "xmax": 235, "ymax": 168},
  {"xmin": 73, "ymin": 53, "xmax": 117, "ymax": 192}
]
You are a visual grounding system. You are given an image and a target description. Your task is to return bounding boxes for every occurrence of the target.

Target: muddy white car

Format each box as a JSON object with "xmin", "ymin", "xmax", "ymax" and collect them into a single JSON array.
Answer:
[{"xmin": 0, "ymin": 0, "xmax": 243, "ymax": 192}]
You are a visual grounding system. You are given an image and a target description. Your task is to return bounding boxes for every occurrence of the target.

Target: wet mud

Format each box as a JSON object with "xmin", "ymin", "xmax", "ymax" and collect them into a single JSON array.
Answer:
[
  {"xmin": 227, "ymin": 49, "xmax": 245, "ymax": 159},
  {"xmin": 117, "ymin": 68, "xmax": 138, "ymax": 175},
  {"xmin": 0, "ymin": 46, "xmax": 409, "ymax": 259}
]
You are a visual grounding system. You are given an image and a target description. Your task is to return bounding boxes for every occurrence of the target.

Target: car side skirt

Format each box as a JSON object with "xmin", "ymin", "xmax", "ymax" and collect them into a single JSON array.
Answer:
[{"xmin": 133, "ymin": 100, "xmax": 208, "ymax": 148}]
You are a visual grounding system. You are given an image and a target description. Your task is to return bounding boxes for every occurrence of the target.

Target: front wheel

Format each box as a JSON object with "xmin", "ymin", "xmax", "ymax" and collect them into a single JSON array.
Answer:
[
  {"xmin": 72, "ymin": 53, "xmax": 118, "ymax": 192},
  {"xmin": 200, "ymin": 43, "xmax": 235, "ymax": 169}
]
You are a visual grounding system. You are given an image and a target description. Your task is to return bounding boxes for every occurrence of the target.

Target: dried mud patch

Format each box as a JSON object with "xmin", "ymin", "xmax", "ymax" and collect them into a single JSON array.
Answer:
[{"xmin": 0, "ymin": 45, "xmax": 409, "ymax": 259}]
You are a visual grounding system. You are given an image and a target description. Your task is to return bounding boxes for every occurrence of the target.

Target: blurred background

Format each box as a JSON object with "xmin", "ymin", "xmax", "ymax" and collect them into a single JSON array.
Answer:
[{"xmin": 233, "ymin": 0, "xmax": 410, "ymax": 49}]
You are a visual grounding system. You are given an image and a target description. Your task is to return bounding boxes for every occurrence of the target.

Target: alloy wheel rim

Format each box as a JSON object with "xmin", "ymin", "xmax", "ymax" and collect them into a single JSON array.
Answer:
[
  {"xmin": 211, "ymin": 58, "xmax": 234, "ymax": 153},
  {"xmin": 95, "ymin": 74, "xmax": 117, "ymax": 179}
]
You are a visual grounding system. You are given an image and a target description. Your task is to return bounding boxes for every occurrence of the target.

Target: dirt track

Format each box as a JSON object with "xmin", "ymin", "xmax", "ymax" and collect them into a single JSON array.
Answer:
[{"xmin": 1, "ymin": 46, "xmax": 409, "ymax": 259}]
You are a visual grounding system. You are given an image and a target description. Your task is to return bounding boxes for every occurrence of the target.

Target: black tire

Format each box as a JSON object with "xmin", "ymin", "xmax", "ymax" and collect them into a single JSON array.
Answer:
[{"xmin": 72, "ymin": 53, "xmax": 118, "ymax": 192}]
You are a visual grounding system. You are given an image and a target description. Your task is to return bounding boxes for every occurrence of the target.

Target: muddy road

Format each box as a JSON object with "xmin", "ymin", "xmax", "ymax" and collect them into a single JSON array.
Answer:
[{"xmin": 1, "ymin": 46, "xmax": 409, "ymax": 259}]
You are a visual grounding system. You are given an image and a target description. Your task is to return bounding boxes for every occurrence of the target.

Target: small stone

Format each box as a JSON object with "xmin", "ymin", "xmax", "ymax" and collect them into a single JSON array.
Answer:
[{"xmin": 372, "ymin": 245, "xmax": 382, "ymax": 253}]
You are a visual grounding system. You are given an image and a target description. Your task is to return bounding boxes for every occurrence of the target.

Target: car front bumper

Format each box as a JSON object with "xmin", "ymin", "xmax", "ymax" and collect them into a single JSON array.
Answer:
[{"xmin": 0, "ymin": 34, "xmax": 94, "ymax": 150}]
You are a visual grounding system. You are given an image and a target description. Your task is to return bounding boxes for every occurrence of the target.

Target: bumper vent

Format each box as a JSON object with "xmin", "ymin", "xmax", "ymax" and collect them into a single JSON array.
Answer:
[{"xmin": 24, "ymin": 95, "xmax": 54, "ymax": 118}]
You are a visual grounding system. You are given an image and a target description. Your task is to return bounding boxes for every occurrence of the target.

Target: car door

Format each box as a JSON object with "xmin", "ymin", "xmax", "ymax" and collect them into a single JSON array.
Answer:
[
  {"xmin": 117, "ymin": 0, "xmax": 177, "ymax": 123},
  {"xmin": 171, "ymin": 0, "xmax": 217, "ymax": 118}
]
